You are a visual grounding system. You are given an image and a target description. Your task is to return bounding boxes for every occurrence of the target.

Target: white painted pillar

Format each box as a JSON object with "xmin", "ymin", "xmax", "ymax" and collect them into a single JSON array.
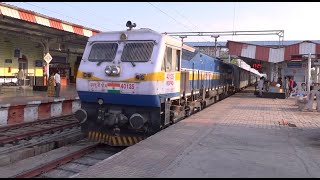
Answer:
[
  {"xmin": 316, "ymin": 67, "xmax": 319, "ymax": 83},
  {"xmin": 307, "ymin": 53, "xmax": 312, "ymax": 95},
  {"xmin": 51, "ymin": 98, "xmax": 65, "ymax": 117},
  {"xmin": 44, "ymin": 45, "xmax": 50, "ymax": 79},
  {"xmin": 274, "ymin": 63, "xmax": 279, "ymax": 82},
  {"xmin": 0, "ymin": 104, "xmax": 10, "ymax": 126},
  {"xmin": 269, "ymin": 63, "xmax": 274, "ymax": 82},
  {"xmin": 24, "ymin": 101, "xmax": 41, "ymax": 122},
  {"xmin": 72, "ymin": 97, "xmax": 82, "ymax": 113}
]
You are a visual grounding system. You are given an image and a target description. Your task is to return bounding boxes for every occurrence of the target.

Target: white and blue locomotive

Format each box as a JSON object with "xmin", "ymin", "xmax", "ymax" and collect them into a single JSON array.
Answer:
[{"xmin": 75, "ymin": 22, "xmax": 260, "ymax": 146}]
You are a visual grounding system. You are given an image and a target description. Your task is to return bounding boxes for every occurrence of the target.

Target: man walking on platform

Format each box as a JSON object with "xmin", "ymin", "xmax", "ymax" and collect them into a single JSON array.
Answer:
[{"xmin": 54, "ymin": 70, "xmax": 61, "ymax": 97}]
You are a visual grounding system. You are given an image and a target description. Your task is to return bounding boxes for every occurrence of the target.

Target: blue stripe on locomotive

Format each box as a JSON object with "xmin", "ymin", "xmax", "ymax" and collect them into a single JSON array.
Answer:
[{"xmin": 78, "ymin": 91, "xmax": 180, "ymax": 107}]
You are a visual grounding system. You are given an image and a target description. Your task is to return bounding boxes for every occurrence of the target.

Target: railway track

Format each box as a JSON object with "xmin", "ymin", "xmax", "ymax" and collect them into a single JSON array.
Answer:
[
  {"xmin": 8, "ymin": 140, "xmax": 124, "ymax": 178},
  {"xmin": 0, "ymin": 115, "xmax": 84, "ymax": 166},
  {"xmin": 0, "ymin": 115, "xmax": 79, "ymax": 146}
]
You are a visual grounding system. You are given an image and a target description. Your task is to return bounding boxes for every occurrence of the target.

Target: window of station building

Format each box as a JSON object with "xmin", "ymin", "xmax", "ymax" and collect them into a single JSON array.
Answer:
[{"xmin": 88, "ymin": 42, "xmax": 118, "ymax": 62}]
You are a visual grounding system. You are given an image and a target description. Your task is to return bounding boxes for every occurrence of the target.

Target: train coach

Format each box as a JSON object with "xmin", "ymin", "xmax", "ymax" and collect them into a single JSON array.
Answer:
[{"xmin": 75, "ymin": 22, "xmax": 260, "ymax": 146}]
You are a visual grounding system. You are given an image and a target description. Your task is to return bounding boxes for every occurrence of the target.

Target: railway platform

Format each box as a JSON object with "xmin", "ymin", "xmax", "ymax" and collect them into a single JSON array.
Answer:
[
  {"xmin": 0, "ymin": 84, "xmax": 81, "ymax": 126},
  {"xmin": 73, "ymin": 87, "xmax": 320, "ymax": 178}
]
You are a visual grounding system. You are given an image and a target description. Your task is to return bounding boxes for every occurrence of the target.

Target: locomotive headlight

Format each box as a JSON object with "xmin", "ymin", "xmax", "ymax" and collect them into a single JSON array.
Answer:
[
  {"xmin": 105, "ymin": 66, "xmax": 112, "ymax": 75},
  {"xmin": 111, "ymin": 66, "xmax": 121, "ymax": 75},
  {"xmin": 98, "ymin": 98, "xmax": 104, "ymax": 105}
]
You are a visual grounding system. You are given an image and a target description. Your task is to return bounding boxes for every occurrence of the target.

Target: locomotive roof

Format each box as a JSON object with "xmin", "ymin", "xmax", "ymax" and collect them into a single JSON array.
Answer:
[{"xmin": 88, "ymin": 28, "xmax": 177, "ymax": 41}]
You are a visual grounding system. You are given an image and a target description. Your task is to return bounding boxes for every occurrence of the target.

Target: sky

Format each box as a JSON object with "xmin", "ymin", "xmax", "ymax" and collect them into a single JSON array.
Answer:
[{"xmin": 4, "ymin": 2, "xmax": 320, "ymax": 42}]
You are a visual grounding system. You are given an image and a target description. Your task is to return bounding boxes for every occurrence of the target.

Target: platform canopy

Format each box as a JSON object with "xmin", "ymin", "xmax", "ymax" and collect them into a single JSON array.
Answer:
[
  {"xmin": 0, "ymin": 2, "xmax": 101, "ymax": 54},
  {"xmin": 227, "ymin": 40, "xmax": 320, "ymax": 64}
]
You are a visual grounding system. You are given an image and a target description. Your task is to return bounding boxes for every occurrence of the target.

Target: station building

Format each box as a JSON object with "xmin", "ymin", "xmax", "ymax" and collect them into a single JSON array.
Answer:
[{"xmin": 0, "ymin": 2, "xmax": 99, "ymax": 87}]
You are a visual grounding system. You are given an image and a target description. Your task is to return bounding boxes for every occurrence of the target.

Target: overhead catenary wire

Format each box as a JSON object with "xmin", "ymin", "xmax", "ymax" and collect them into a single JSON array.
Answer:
[
  {"xmin": 147, "ymin": 2, "xmax": 195, "ymax": 32},
  {"xmin": 147, "ymin": 2, "xmax": 209, "ymax": 42},
  {"xmin": 165, "ymin": 4, "xmax": 209, "ymax": 42},
  {"xmin": 62, "ymin": 2, "xmax": 124, "ymax": 29}
]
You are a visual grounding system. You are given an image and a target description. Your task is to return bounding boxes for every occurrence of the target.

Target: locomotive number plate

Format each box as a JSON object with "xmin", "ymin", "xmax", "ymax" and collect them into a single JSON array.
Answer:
[
  {"xmin": 88, "ymin": 81, "xmax": 137, "ymax": 94},
  {"xmin": 120, "ymin": 83, "xmax": 137, "ymax": 94}
]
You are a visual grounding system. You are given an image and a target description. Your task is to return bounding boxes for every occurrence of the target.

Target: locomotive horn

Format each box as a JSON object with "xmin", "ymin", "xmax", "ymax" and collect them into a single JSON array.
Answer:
[{"xmin": 126, "ymin": 21, "xmax": 136, "ymax": 30}]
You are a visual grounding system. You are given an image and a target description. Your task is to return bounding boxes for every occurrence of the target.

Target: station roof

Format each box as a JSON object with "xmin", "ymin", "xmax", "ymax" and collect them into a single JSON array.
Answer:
[
  {"xmin": 227, "ymin": 40, "xmax": 320, "ymax": 63},
  {"xmin": 186, "ymin": 40, "xmax": 320, "ymax": 63},
  {"xmin": 0, "ymin": 2, "xmax": 101, "ymax": 53}
]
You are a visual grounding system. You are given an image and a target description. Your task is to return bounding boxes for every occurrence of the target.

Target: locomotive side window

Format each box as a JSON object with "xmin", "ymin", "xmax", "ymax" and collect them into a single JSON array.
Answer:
[
  {"xmin": 164, "ymin": 47, "xmax": 180, "ymax": 72},
  {"xmin": 121, "ymin": 42, "xmax": 154, "ymax": 62},
  {"xmin": 166, "ymin": 47, "xmax": 173, "ymax": 72},
  {"xmin": 88, "ymin": 43, "xmax": 118, "ymax": 62},
  {"xmin": 161, "ymin": 49, "xmax": 166, "ymax": 71},
  {"xmin": 176, "ymin": 50, "xmax": 181, "ymax": 71}
]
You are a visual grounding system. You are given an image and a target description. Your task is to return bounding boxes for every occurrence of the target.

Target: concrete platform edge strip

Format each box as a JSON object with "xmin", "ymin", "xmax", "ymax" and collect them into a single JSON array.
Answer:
[{"xmin": 0, "ymin": 99, "xmax": 81, "ymax": 126}]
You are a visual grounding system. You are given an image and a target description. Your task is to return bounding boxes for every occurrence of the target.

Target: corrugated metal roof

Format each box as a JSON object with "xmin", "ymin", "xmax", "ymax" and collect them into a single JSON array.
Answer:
[
  {"xmin": 18, "ymin": 11, "xmax": 36, "ymax": 23},
  {"xmin": 0, "ymin": 2, "xmax": 100, "ymax": 33},
  {"xmin": 186, "ymin": 40, "xmax": 320, "ymax": 47}
]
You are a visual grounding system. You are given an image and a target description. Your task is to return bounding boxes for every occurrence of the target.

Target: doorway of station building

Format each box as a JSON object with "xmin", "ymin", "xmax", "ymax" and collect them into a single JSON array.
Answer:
[
  {"xmin": 49, "ymin": 56, "xmax": 71, "ymax": 86},
  {"xmin": 18, "ymin": 55, "xmax": 30, "ymax": 86}
]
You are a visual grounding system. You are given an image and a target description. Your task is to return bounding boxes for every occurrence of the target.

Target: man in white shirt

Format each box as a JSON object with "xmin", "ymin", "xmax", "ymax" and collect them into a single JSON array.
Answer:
[
  {"xmin": 257, "ymin": 76, "xmax": 265, "ymax": 97},
  {"xmin": 54, "ymin": 70, "xmax": 61, "ymax": 97}
]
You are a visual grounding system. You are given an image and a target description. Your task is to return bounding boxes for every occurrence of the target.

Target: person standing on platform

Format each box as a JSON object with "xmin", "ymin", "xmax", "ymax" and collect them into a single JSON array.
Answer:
[
  {"xmin": 17, "ymin": 69, "xmax": 22, "ymax": 86},
  {"xmin": 283, "ymin": 77, "xmax": 289, "ymax": 98},
  {"xmin": 54, "ymin": 70, "xmax": 61, "ymax": 97},
  {"xmin": 288, "ymin": 77, "xmax": 294, "ymax": 97},
  {"xmin": 257, "ymin": 76, "xmax": 265, "ymax": 97},
  {"xmin": 47, "ymin": 72, "xmax": 56, "ymax": 97}
]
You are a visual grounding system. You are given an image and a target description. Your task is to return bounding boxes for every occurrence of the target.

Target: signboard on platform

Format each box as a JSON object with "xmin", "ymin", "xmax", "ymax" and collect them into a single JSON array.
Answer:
[
  {"xmin": 44, "ymin": 53, "xmax": 52, "ymax": 63},
  {"xmin": 35, "ymin": 60, "xmax": 43, "ymax": 67},
  {"xmin": 283, "ymin": 68, "xmax": 306, "ymax": 76},
  {"xmin": 14, "ymin": 49, "xmax": 21, "ymax": 58},
  {"xmin": 287, "ymin": 62, "xmax": 302, "ymax": 68},
  {"xmin": 313, "ymin": 60, "xmax": 320, "ymax": 66},
  {"xmin": 5, "ymin": 59, "xmax": 12, "ymax": 63}
]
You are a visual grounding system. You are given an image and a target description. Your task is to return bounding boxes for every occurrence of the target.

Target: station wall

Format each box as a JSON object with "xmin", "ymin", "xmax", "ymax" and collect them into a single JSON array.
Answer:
[{"xmin": 0, "ymin": 33, "xmax": 80, "ymax": 85}]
